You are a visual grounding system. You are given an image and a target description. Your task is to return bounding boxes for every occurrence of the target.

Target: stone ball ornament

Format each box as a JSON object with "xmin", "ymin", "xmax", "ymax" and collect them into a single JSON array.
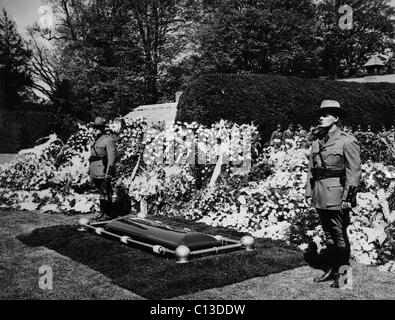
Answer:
[
  {"xmin": 77, "ymin": 217, "xmax": 90, "ymax": 231},
  {"xmin": 175, "ymin": 245, "xmax": 190, "ymax": 263},
  {"xmin": 241, "ymin": 235, "xmax": 255, "ymax": 251},
  {"xmin": 95, "ymin": 227, "xmax": 105, "ymax": 235},
  {"xmin": 78, "ymin": 217, "xmax": 90, "ymax": 226}
]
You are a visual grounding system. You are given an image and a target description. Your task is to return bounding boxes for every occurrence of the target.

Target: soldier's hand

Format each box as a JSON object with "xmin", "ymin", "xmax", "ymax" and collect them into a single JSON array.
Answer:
[
  {"xmin": 306, "ymin": 197, "xmax": 312, "ymax": 207},
  {"xmin": 341, "ymin": 201, "xmax": 352, "ymax": 210}
]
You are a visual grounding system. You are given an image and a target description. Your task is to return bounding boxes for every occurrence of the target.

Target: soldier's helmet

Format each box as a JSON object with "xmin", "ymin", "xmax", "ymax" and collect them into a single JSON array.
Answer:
[
  {"xmin": 316, "ymin": 100, "xmax": 347, "ymax": 118},
  {"xmin": 90, "ymin": 117, "xmax": 107, "ymax": 128}
]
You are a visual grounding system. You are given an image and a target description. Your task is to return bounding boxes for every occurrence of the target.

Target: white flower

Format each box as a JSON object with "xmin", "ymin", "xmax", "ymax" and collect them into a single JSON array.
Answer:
[
  {"xmin": 19, "ymin": 201, "xmax": 39, "ymax": 211},
  {"xmin": 298, "ymin": 243, "xmax": 309, "ymax": 251}
]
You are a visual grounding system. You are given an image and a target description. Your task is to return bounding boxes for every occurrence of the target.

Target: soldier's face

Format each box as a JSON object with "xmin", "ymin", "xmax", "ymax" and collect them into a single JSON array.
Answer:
[{"xmin": 319, "ymin": 114, "xmax": 338, "ymax": 128}]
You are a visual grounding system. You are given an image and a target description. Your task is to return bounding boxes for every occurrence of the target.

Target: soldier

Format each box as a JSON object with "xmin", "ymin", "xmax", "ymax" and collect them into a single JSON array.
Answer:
[
  {"xmin": 389, "ymin": 125, "xmax": 395, "ymax": 140},
  {"xmin": 353, "ymin": 124, "xmax": 362, "ymax": 136},
  {"xmin": 88, "ymin": 117, "xmax": 117, "ymax": 221},
  {"xmin": 270, "ymin": 124, "xmax": 283, "ymax": 147},
  {"xmin": 296, "ymin": 124, "xmax": 308, "ymax": 138},
  {"xmin": 342, "ymin": 125, "xmax": 351, "ymax": 133},
  {"xmin": 307, "ymin": 125, "xmax": 316, "ymax": 143},
  {"xmin": 295, "ymin": 124, "xmax": 309, "ymax": 148},
  {"xmin": 282, "ymin": 124, "xmax": 294, "ymax": 146},
  {"xmin": 306, "ymin": 100, "xmax": 361, "ymax": 288}
]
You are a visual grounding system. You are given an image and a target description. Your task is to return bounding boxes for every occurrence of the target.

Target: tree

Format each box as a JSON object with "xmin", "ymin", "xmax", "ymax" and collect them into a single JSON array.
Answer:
[
  {"xmin": 29, "ymin": 0, "xmax": 147, "ymax": 119},
  {"xmin": 114, "ymin": 0, "xmax": 195, "ymax": 103},
  {"xmin": 194, "ymin": 0, "xmax": 322, "ymax": 77},
  {"xmin": 0, "ymin": 8, "xmax": 34, "ymax": 109},
  {"xmin": 29, "ymin": 0, "xmax": 195, "ymax": 121},
  {"xmin": 317, "ymin": 0, "xmax": 395, "ymax": 78}
]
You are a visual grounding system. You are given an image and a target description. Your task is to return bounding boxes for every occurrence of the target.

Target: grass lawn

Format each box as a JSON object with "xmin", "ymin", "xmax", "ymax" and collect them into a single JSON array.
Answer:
[
  {"xmin": 1, "ymin": 210, "xmax": 395, "ymax": 300},
  {"xmin": 16, "ymin": 215, "xmax": 305, "ymax": 299}
]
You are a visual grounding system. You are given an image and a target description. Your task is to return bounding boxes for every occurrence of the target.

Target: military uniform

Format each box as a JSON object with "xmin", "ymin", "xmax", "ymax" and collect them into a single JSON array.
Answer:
[
  {"xmin": 89, "ymin": 133, "xmax": 116, "ymax": 180},
  {"xmin": 89, "ymin": 128, "xmax": 117, "ymax": 219},
  {"xmin": 306, "ymin": 126, "xmax": 361, "ymax": 274},
  {"xmin": 282, "ymin": 128, "xmax": 293, "ymax": 141},
  {"xmin": 270, "ymin": 129, "xmax": 282, "ymax": 146},
  {"xmin": 296, "ymin": 129, "xmax": 308, "ymax": 138},
  {"xmin": 282, "ymin": 127, "xmax": 294, "ymax": 148}
]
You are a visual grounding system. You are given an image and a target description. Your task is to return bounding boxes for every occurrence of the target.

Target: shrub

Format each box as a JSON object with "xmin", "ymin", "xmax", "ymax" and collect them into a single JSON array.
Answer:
[{"xmin": 176, "ymin": 73, "xmax": 395, "ymax": 141}]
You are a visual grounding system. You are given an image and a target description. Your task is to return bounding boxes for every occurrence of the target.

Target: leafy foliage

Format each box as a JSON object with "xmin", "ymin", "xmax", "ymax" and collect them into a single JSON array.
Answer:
[
  {"xmin": 0, "ymin": 8, "xmax": 35, "ymax": 108},
  {"xmin": 195, "ymin": 0, "xmax": 322, "ymax": 77},
  {"xmin": 176, "ymin": 73, "xmax": 395, "ymax": 141},
  {"xmin": 317, "ymin": 0, "xmax": 395, "ymax": 78}
]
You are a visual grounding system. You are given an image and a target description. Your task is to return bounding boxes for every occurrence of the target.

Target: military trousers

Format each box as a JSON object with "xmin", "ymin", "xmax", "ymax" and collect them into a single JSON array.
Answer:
[
  {"xmin": 317, "ymin": 209, "xmax": 351, "ymax": 270},
  {"xmin": 93, "ymin": 178, "xmax": 112, "ymax": 202},
  {"xmin": 93, "ymin": 178, "xmax": 118, "ymax": 218}
]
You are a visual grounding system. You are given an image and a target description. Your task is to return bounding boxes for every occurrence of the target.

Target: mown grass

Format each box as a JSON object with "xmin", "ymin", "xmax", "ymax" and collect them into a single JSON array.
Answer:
[
  {"xmin": 3, "ymin": 211, "xmax": 394, "ymax": 300},
  {"xmin": 16, "ymin": 214, "xmax": 305, "ymax": 299}
]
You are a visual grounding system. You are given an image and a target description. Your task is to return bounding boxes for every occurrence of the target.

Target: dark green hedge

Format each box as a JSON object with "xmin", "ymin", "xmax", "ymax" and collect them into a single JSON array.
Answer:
[{"xmin": 175, "ymin": 74, "xmax": 395, "ymax": 141}]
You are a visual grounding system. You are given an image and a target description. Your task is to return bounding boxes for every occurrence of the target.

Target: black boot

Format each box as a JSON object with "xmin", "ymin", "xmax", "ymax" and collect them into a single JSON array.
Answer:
[
  {"xmin": 313, "ymin": 268, "xmax": 336, "ymax": 282},
  {"xmin": 331, "ymin": 266, "xmax": 352, "ymax": 289},
  {"xmin": 330, "ymin": 273, "xmax": 341, "ymax": 288},
  {"xmin": 103, "ymin": 200, "xmax": 115, "ymax": 219},
  {"xmin": 93, "ymin": 199, "xmax": 107, "ymax": 220},
  {"xmin": 331, "ymin": 248, "xmax": 351, "ymax": 288}
]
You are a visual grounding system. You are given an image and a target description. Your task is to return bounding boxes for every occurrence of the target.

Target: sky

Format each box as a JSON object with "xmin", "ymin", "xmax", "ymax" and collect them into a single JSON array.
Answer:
[
  {"xmin": 0, "ymin": 0, "xmax": 43, "ymax": 37},
  {"xmin": 1, "ymin": 0, "xmax": 395, "ymax": 38}
]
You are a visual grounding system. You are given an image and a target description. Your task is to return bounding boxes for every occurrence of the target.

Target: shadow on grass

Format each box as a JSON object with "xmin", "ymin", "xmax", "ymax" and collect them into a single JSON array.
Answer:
[{"xmin": 17, "ymin": 215, "xmax": 306, "ymax": 299}]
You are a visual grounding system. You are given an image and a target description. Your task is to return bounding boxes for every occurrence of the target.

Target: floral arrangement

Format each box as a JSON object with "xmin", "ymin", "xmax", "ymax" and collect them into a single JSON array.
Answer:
[
  {"xmin": 355, "ymin": 130, "xmax": 395, "ymax": 165},
  {"xmin": 0, "ymin": 118, "xmax": 394, "ymax": 273},
  {"xmin": 158, "ymin": 139, "xmax": 395, "ymax": 271}
]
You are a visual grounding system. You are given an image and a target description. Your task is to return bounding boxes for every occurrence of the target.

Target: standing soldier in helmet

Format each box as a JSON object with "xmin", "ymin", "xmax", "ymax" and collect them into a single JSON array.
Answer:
[
  {"xmin": 89, "ymin": 117, "xmax": 117, "ymax": 221},
  {"xmin": 270, "ymin": 124, "xmax": 283, "ymax": 147},
  {"xmin": 305, "ymin": 100, "xmax": 361, "ymax": 288}
]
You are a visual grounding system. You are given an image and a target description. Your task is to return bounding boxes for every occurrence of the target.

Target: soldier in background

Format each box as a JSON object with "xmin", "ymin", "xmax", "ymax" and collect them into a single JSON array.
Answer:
[
  {"xmin": 354, "ymin": 124, "xmax": 362, "ymax": 136},
  {"xmin": 282, "ymin": 124, "xmax": 294, "ymax": 146},
  {"xmin": 379, "ymin": 124, "xmax": 387, "ymax": 135},
  {"xmin": 306, "ymin": 100, "xmax": 361, "ymax": 288},
  {"xmin": 295, "ymin": 124, "xmax": 309, "ymax": 148},
  {"xmin": 307, "ymin": 125, "xmax": 316, "ymax": 143},
  {"xmin": 296, "ymin": 124, "xmax": 307, "ymax": 138},
  {"xmin": 342, "ymin": 125, "xmax": 351, "ymax": 133},
  {"xmin": 270, "ymin": 124, "xmax": 283, "ymax": 147},
  {"xmin": 88, "ymin": 117, "xmax": 118, "ymax": 221},
  {"xmin": 389, "ymin": 125, "xmax": 395, "ymax": 140}
]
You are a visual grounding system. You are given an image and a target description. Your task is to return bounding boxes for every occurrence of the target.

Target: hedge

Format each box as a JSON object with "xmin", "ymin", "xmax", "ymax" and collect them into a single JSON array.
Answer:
[{"xmin": 175, "ymin": 74, "xmax": 395, "ymax": 141}]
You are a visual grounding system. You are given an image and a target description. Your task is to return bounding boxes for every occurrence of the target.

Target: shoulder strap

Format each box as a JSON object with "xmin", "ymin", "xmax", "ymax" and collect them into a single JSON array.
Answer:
[{"xmin": 313, "ymin": 141, "xmax": 327, "ymax": 168}]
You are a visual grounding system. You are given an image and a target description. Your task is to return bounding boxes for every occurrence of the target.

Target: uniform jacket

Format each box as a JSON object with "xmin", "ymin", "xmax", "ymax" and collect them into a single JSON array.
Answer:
[
  {"xmin": 306, "ymin": 126, "xmax": 361, "ymax": 210},
  {"xmin": 270, "ymin": 130, "xmax": 282, "ymax": 144},
  {"xmin": 282, "ymin": 129, "xmax": 293, "ymax": 141},
  {"xmin": 296, "ymin": 129, "xmax": 308, "ymax": 138},
  {"xmin": 89, "ymin": 133, "xmax": 117, "ymax": 179}
]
